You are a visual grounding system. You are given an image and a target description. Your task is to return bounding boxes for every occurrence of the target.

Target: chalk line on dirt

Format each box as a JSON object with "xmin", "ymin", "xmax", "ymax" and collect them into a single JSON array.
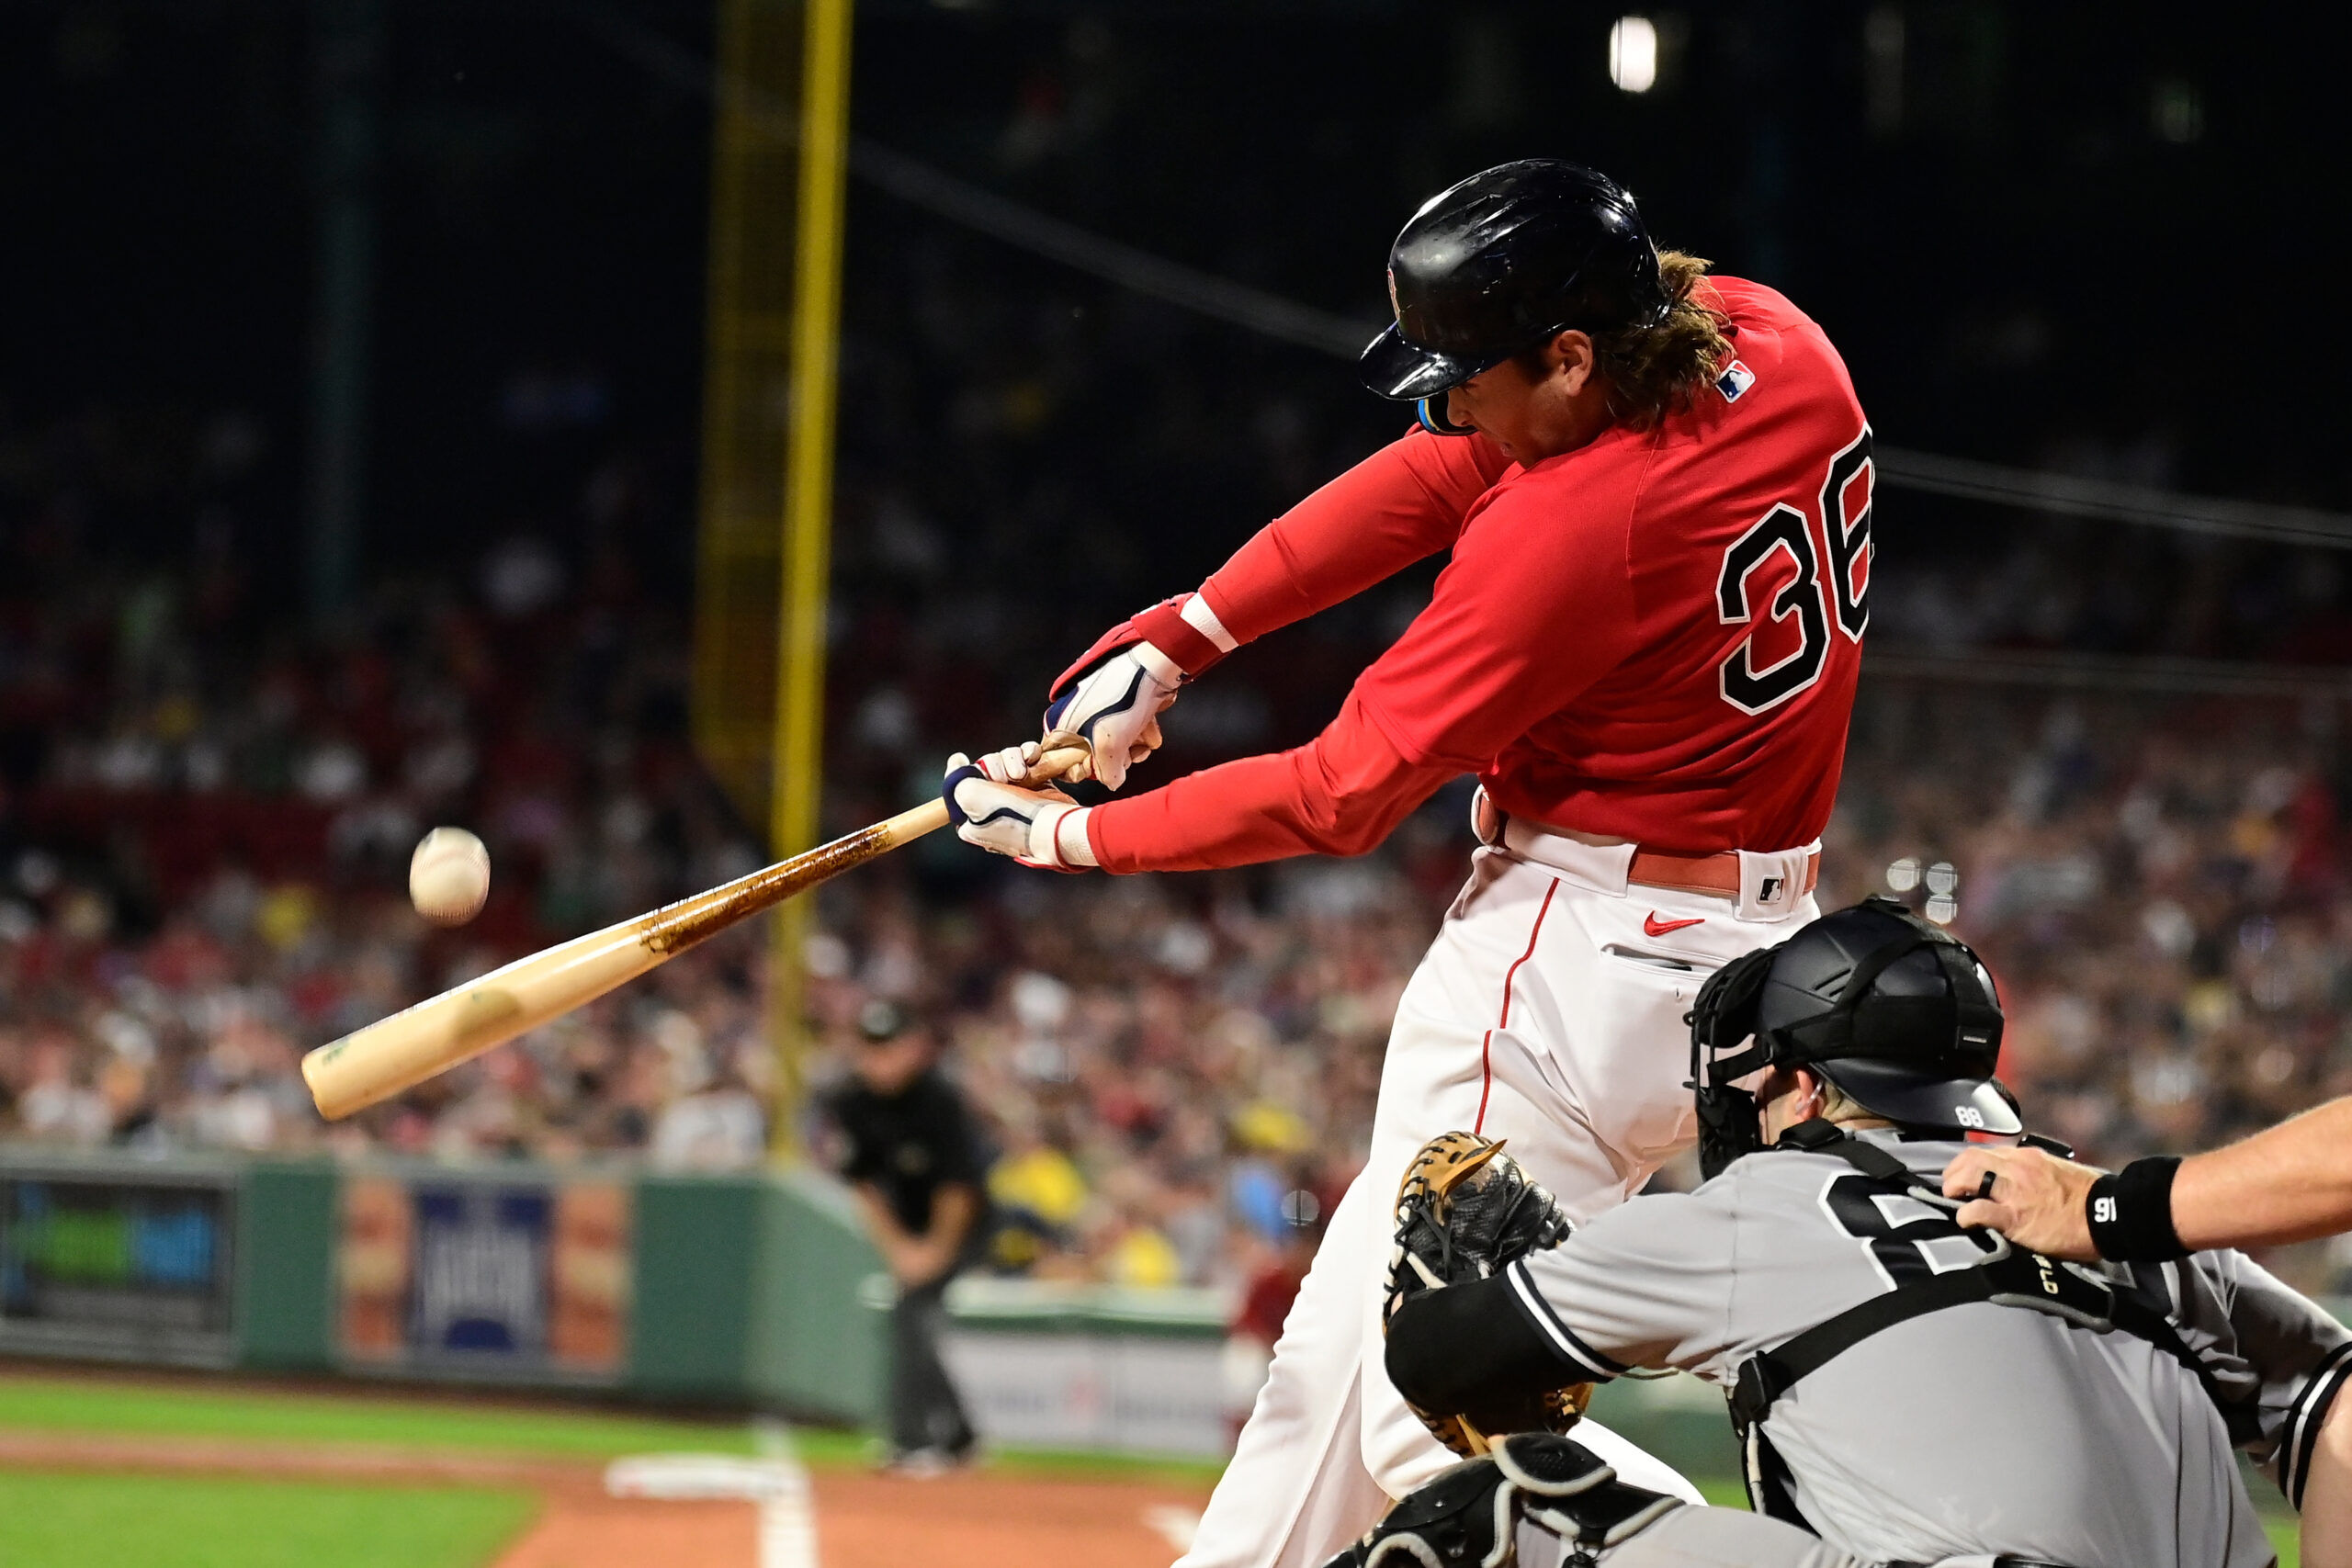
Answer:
[
  {"xmin": 604, "ymin": 1419, "xmax": 815, "ymax": 1568},
  {"xmin": 1143, "ymin": 1503, "xmax": 1202, "ymax": 1552}
]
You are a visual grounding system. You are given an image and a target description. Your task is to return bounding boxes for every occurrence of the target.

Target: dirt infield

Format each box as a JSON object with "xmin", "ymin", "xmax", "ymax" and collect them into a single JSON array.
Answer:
[
  {"xmin": 0, "ymin": 1427, "xmax": 1208, "ymax": 1568},
  {"xmin": 496, "ymin": 1489, "xmax": 757, "ymax": 1568},
  {"xmin": 812, "ymin": 1470, "xmax": 1204, "ymax": 1568}
]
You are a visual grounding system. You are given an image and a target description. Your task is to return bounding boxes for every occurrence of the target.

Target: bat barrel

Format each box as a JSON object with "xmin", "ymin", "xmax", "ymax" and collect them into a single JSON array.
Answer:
[
  {"xmin": 301, "ymin": 927, "xmax": 663, "ymax": 1119},
  {"xmin": 299, "ymin": 739, "xmax": 1083, "ymax": 1121},
  {"xmin": 299, "ymin": 799, "xmax": 951, "ymax": 1121}
]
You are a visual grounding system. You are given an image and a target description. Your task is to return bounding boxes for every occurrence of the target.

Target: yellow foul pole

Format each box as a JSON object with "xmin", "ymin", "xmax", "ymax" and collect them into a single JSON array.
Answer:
[{"xmin": 768, "ymin": 0, "xmax": 854, "ymax": 1156}]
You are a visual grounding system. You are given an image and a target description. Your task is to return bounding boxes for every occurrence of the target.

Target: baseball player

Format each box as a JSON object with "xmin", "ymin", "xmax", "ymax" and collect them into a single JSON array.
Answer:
[
  {"xmin": 944, "ymin": 159, "xmax": 1873, "ymax": 1566},
  {"xmin": 1380, "ymin": 898, "xmax": 2352, "ymax": 1568},
  {"xmin": 1944, "ymin": 1096, "xmax": 2352, "ymax": 1264}
]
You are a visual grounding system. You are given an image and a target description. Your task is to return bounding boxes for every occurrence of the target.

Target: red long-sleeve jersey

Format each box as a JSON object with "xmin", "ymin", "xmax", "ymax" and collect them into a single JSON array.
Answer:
[{"xmin": 1083, "ymin": 277, "xmax": 1871, "ymax": 875}]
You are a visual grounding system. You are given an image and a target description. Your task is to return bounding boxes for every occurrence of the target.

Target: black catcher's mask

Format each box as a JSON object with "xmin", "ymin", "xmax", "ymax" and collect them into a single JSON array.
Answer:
[{"xmin": 1688, "ymin": 896, "xmax": 2017, "ymax": 1179}]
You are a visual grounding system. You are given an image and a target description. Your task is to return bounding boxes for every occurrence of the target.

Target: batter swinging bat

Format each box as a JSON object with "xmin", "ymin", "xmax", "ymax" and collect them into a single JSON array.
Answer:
[{"xmin": 300, "ymin": 737, "xmax": 1091, "ymax": 1121}]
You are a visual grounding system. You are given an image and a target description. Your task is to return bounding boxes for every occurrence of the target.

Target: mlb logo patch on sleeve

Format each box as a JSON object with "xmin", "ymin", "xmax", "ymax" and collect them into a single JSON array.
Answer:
[{"xmin": 1715, "ymin": 359, "xmax": 1756, "ymax": 402}]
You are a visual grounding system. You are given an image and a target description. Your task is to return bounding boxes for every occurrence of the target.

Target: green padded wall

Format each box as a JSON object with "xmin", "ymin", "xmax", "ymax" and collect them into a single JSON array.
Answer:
[
  {"xmin": 629, "ymin": 1169, "xmax": 884, "ymax": 1421},
  {"xmin": 0, "ymin": 1149, "xmax": 886, "ymax": 1416},
  {"xmin": 747, "ymin": 1169, "xmax": 885, "ymax": 1424},
  {"xmin": 628, "ymin": 1175, "xmax": 762, "ymax": 1398},
  {"xmin": 235, "ymin": 1160, "xmax": 338, "ymax": 1370}
]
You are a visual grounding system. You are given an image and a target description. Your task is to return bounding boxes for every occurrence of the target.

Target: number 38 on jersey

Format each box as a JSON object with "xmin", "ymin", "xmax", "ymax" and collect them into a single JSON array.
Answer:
[{"xmin": 1714, "ymin": 426, "xmax": 1874, "ymax": 715}]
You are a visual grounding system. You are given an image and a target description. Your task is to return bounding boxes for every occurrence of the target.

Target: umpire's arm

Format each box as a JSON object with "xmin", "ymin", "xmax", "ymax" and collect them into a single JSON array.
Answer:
[
  {"xmin": 852, "ymin": 1182, "xmax": 978, "ymax": 1289},
  {"xmin": 1946, "ymin": 1098, "xmax": 2352, "ymax": 1261}
]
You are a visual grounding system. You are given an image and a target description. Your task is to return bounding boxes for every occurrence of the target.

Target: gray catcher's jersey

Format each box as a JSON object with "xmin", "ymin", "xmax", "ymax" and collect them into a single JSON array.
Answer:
[{"xmin": 1510, "ymin": 1131, "xmax": 2351, "ymax": 1568}]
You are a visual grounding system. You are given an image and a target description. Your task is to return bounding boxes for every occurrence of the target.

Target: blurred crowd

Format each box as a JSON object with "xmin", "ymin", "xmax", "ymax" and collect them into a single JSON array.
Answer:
[
  {"xmin": 1830, "ymin": 681, "xmax": 2352, "ymax": 1175},
  {"xmin": 0, "ymin": 549, "xmax": 784, "ymax": 1167},
  {"xmin": 12, "ymin": 375, "xmax": 2352, "ymax": 1298},
  {"xmin": 0, "ymin": 400, "xmax": 776, "ymax": 1170}
]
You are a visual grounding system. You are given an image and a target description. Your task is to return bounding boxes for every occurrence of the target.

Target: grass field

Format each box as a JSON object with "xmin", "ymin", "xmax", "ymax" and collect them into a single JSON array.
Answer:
[
  {"xmin": 0, "ymin": 1368, "xmax": 1228, "ymax": 1486},
  {"xmin": 0, "ymin": 1372, "xmax": 759, "ymax": 1459},
  {"xmin": 0, "ymin": 1470, "xmax": 533, "ymax": 1568},
  {"xmin": 0, "ymin": 1368, "xmax": 2306, "ymax": 1568}
]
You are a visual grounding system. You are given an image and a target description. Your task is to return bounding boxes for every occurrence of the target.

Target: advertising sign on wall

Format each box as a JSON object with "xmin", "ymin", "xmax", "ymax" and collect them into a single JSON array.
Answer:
[
  {"xmin": 0, "ymin": 1164, "xmax": 237, "ymax": 1364},
  {"xmin": 940, "ymin": 1329, "xmax": 1233, "ymax": 1458},
  {"xmin": 336, "ymin": 1169, "xmax": 630, "ymax": 1382}
]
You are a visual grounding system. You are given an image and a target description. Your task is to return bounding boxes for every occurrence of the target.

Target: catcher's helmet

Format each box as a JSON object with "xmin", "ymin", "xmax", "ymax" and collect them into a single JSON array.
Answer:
[
  {"xmin": 1688, "ymin": 896, "xmax": 2017, "ymax": 1179},
  {"xmin": 1358, "ymin": 160, "xmax": 1668, "ymax": 433}
]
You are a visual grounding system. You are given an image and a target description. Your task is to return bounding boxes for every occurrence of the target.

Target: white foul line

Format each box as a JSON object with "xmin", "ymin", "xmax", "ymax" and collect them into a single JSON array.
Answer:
[
  {"xmin": 605, "ymin": 1421, "xmax": 818, "ymax": 1568},
  {"xmin": 1142, "ymin": 1504, "xmax": 1202, "ymax": 1553}
]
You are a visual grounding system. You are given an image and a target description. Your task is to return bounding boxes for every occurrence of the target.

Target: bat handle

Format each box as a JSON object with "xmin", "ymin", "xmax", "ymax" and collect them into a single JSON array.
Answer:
[
  {"xmin": 884, "ymin": 798, "xmax": 952, "ymax": 843},
  {"xmin": 892, "ymin": 737, "xmax": 1095, "ymax": 847}
]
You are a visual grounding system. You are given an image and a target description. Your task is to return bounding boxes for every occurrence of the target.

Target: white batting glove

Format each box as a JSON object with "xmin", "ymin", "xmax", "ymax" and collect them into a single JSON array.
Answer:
[
  {"xmin": 942, "ymin": 752, "xmax": 1096, "ymax": 870},
  {"xmin": 1042, "ymin": 642, "xmax": 1180, "ymax": 792}
]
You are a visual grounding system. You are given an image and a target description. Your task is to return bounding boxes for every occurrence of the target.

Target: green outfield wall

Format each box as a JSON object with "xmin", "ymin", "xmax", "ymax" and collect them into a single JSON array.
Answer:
[
  {"xmin": 36, "ymin": 1145, "xmax": 2247, "ymax": 1465},
  {"xmin": 0, "ymin": 1149, "xmax": 887, "ymax": 1424}
]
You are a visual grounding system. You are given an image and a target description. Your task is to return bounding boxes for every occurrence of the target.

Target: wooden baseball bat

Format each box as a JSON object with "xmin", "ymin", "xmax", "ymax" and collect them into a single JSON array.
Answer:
[{"xmin": 300, "ymin": 739, "xmax": 1091, "ymax": 1121}]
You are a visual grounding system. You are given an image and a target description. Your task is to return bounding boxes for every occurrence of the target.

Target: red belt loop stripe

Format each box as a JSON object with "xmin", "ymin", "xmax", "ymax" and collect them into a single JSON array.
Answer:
[{"xmin": 1476, "ymin": 877, "xmax": 1558, "ymax": 1136}]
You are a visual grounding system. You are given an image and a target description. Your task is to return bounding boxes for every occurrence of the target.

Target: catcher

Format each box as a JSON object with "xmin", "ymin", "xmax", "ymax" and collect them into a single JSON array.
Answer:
[
  {"xmin": 1334, "ymin": 1134, "xmax": 1858, "ymax": 1568},
  {"xmin": 1362, "ymin": 899, "xmax": 2352, "ymax": 1568}
]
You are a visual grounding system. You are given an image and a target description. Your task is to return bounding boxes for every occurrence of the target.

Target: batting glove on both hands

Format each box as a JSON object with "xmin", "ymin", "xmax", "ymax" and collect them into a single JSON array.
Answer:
[
  {"xmin": 942, "ymin": 744, "xmax": 1097, "ymax": 870},
  {"xmin": 1044, "ymin": 641, "xmax": 1181, "ymax": 792}
]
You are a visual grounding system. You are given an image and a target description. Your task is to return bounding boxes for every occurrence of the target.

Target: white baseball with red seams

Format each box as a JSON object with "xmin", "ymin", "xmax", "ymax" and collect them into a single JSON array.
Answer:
[
  {"xmin": 408, "ymin": 827, "xmax": 491, "ymax": 927},
  {"xmin": 1180, "ymin": 834, "xmax": 1816, "ymax": 1568}
]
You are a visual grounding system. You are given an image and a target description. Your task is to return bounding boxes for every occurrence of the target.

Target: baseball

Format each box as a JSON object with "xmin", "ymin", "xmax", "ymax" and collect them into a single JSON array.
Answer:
[{"xmin": 409, "ymin": 827, "xmax": 491, "ymax": 927}]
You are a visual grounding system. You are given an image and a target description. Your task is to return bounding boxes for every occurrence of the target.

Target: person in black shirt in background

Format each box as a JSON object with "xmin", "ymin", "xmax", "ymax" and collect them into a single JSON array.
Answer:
[{"xmin": 821, "ymin": 999, "xmax": 989, "ymax": 1473}]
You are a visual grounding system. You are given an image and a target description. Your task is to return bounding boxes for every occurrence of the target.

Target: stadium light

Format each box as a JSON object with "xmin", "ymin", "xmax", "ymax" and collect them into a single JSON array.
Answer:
[{"xmin": 1610, "ymin": 17, "xmax": 1658, "ymax": 94}]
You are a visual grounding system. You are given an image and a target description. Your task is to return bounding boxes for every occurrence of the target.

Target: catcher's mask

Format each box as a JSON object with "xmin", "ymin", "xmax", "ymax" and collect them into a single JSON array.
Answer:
[{"xmin": 1688, "ymin": 896, "xmax": 2018, "ymax": 1180}]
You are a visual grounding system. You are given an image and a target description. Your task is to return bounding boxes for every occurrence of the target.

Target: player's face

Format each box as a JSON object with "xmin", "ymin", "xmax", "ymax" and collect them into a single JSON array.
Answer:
[
  {"xmin": 1443, "ymin": 359, "xmax": 1540, "ymax": 458},
  {"xmin": 1443, "ymin": 331, "xmax": 1611, "ymax": 465},
  {"xmin": 854, "ymin": 1030, "xmax": 934, "ymax": 1094}
]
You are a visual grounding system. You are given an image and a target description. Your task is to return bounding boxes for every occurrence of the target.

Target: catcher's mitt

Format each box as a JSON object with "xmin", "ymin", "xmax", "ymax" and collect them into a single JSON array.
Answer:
[{"xmin": 1385, "ymin": 1131, "xmax": 1589, "ymax": 1457}]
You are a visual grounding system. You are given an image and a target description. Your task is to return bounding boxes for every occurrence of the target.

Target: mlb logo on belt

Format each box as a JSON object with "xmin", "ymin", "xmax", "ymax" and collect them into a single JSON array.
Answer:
[{"xmin": 1715, "ymin": 359, "xmax": 1756, "ymax": 402}]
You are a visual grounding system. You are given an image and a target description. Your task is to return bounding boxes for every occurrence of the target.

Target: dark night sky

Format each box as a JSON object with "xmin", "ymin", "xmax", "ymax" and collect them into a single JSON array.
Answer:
[{"xmin": 3, "ymin": 1, "xmax": 2345, "ymax": 607}]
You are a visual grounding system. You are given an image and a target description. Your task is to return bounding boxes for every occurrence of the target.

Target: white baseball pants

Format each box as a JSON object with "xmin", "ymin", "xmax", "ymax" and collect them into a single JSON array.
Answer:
[{"xmin": 1177, "ymin": 838, "xmax": 1819, "ymax": 1568}]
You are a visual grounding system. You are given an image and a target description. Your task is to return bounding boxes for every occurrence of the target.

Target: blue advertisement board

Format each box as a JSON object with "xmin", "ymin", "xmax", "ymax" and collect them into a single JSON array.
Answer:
[
  {"xmin": 338, "ymin": 1168, "xmax": 629, "ymax": 1382},
  {"xmin": 410, "ymin": 1184, "xmax": 550, "ymax": 1358}
]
